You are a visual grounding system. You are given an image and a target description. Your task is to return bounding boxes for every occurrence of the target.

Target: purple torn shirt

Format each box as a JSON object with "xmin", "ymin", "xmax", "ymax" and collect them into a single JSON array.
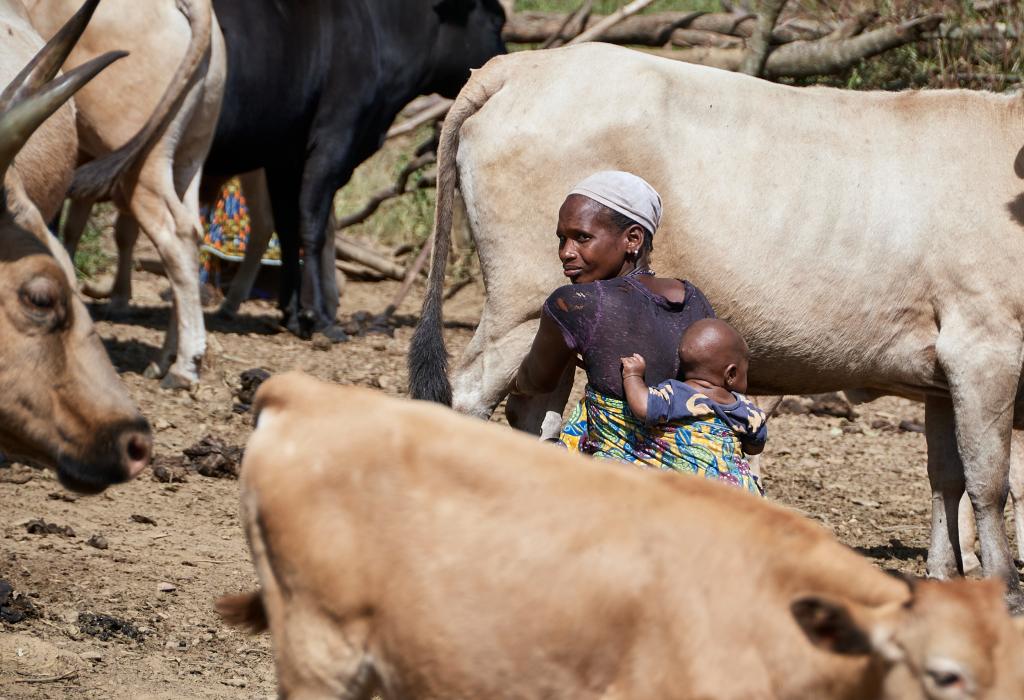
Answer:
[{"xmin": 543, "ymin": 277, "xmax": 715, "ymax": 400}]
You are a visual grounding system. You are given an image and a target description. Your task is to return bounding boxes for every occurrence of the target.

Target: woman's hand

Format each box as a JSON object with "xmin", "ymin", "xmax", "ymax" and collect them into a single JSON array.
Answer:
[{"xmin": 621, "ymin": 353, "xmax": 646, "ymax": 379}]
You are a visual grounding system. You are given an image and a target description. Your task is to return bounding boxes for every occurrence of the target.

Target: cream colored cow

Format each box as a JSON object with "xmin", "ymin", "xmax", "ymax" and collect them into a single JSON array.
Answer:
[
  {"xmin": 27, "ymin": 0, "xmax": 226, "ymax": 388},
  {"xmin": 408, "ymin": 43, "xmax": 1024, "ymax": 608}
]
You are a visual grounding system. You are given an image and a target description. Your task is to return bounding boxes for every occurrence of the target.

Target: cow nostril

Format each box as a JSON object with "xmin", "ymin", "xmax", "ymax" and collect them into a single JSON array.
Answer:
[
  {"xmin": 124, "ymin": 433, "xmax": 152, "ymax": 477},
  {"xmin": 127, "ymin": 436, "xmax": 148, "ymax": 462}
]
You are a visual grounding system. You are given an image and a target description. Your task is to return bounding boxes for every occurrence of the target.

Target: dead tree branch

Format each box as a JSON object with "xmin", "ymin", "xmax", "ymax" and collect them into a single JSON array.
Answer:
[
  {"xmin": 541, "ymin": 0, "xmax": 593, "ymax": 49},
  {"xmin": 386, "ymin": 100, "xmax": 451, "ymax": 140},
  {"xmin": 335, "ymin": 237, "xmax": 407, "ymax": 281},
  {"xmin": 336, "ymin": 153, "xmax": 436, "ymax": 230},
  {"xmin": 648, "ymin": 14, "xmax": 944, "ymax": 78},
  {"xmin": 567, "ymin": 0, "xmax": 658, "ymax": 45},
  {"xmin": 740, "ymin": 0, "xmax": 789, "ymax": 76},
  {"xmin": 503, "ymin": 11, "xmax": 835, "ymax": 46}
]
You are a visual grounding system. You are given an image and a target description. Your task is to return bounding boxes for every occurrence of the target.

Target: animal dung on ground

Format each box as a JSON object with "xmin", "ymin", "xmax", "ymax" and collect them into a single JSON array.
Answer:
[
  {"xmin": 151, "ymin": 456, "xmax": 189, "ymax": 483},
  {"xmin": 25, "ymin": 519, "xmax": 76, "ymax": 538},
  {"xmin": 76, "ymin": 613, "xmax": 145, "ymax": 642},
  {"xmin": 130, "ymin": 514, "xmax": 157, "ymax": 526},
  {"xmin": 0, "ymin": 580, "xmax": 38, "ymax": 624},
  {"xmin": 182, "ymin": 435, "xmax": 243, "ymax": 479}
]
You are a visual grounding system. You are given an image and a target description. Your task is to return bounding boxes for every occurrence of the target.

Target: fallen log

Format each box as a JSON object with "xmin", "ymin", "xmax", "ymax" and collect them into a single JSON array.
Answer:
[
  {"xmin": 648, "ymin": 14, "xmax": 944, "ymax": 78},
  {"xmin": 335, "ymin": 237, "xmax": 406, "ymax": 281},
  {"xmin": 503, "ymin": 11, "xmax": 835, "ymax": 46},
  {"xmin": 386, "ymin": 100, "xmax": 451, "ymax": 140},
  {"xmin": 670, "ymin": 28, "xmax": 744, "ymax": 49},
  {"xmin": 335, "ymin": 259, "xmax": 387, "ymax": 282}
]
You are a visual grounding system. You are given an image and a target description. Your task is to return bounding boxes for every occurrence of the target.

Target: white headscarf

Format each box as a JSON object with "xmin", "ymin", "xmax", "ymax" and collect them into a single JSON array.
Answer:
[{"xmin": 568, "ymin": 170, "xmax": 663, "ymax": 235}]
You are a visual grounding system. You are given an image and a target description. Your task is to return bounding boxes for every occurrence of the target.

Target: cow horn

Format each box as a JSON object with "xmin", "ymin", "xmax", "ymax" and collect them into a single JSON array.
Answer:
[
  {"xmin": 0, "ymin": 0, "xmax": 126, "ymax": 188},
  {"xmin": 0, "ymin": 52, "xmax": 126, "ymax": 187},
  {"xmin": 0, "ymin": 0, "xmax": 102, "ymax": 112}
]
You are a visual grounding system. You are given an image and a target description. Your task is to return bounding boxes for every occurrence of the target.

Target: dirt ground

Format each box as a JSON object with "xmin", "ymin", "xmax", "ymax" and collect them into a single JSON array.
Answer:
[{"xmin": 0, "ymin": 264, "xmax": 1016, "ymax": 699}]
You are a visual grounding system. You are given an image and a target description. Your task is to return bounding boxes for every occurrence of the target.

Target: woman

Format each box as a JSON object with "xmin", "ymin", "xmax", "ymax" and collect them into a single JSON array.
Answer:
[{"xmin": 511, "ymin": 171, "xmax": 761, "ymax": 494}]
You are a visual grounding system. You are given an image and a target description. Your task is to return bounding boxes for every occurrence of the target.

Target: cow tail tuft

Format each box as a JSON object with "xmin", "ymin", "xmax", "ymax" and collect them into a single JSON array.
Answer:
[
  {"xmin": 215, "ymin": 591, "xmax": 268, "ymax": 633},
  {"xmin": 408, "ymin": 81, "xmax": 491, "ymax": 404}
]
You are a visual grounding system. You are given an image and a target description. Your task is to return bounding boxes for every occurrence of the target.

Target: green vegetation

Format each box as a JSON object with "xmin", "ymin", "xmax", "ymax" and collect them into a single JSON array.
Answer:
[{"xmin": 61, "ymin": 201, "xmax": 114, "ymax": 280}]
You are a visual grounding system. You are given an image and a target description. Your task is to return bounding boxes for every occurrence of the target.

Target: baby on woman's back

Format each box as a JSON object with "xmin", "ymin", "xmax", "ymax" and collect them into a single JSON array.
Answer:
[{"xmin": 621, "ymin": 318, "xmax": 768, "ymax": 457}]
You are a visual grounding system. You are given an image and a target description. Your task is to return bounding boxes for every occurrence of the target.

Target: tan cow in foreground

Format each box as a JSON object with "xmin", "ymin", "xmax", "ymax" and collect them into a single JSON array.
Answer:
[
  {"xmin": 27, "ymin": 0, "xmax": 225, "ymax": 389},
  {"xmin": 0, "ymin": 0, "xmax": 151, "ymax": 492},
  {"xmin": 220, "ymin": 373, "xmax": 1024, "ymax": 699},
  {"xmin": 409, "ymin": 43, "xmax": 1024, "ymax": 609}
]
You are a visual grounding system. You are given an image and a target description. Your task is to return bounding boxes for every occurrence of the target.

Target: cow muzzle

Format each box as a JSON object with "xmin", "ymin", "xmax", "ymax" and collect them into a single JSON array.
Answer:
[{"xmin": 56, "ymin": 418, "xmax": 153, "ymax": 494}]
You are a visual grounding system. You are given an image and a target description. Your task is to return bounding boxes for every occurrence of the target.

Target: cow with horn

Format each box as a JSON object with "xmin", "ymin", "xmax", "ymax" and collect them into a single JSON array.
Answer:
[{"xmin": 0, "ymin": 0, "xmax": 152, "ymax": 493}]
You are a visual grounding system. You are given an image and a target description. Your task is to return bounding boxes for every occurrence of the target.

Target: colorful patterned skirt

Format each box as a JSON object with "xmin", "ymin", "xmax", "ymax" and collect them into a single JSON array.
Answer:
[
  {"xmin": 559, "ymin": 386, "xmax": 763, "ymax": 496},
  {"xmin": 199, "ymin": 178, "xmax": 282, "ymax": 289}
]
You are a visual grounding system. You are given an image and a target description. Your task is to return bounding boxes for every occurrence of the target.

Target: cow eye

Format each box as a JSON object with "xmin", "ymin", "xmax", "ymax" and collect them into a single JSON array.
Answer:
[
  {"xmin": 928, "ymin": 670, "xmax": 962, "ymax": 688},
  {"xmin": 20, "ymin": 277, "xmax": 60, "ymax": 314},
  {"xmin": 924, "ymin": 659, "xmax": 973, "ymax": 699}
]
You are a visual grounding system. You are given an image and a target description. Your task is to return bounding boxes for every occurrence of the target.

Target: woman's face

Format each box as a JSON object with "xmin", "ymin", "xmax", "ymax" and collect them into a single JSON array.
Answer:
[{"xmin": 556, "ymin": 195, "xmax": 638, "ymax": 283}]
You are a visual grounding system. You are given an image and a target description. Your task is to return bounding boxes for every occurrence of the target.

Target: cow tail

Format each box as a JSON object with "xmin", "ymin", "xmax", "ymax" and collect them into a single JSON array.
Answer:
[
  {"xmin": 68, "ymin": 0, "xmax": 212, "ymax": 201},
  {"xmin": 407, "ymin": 81, "xmax": 491, "ymax": 404},
  {"xmin": 215, "ymin": 591, "xmax": 267, "ymax": 633}
]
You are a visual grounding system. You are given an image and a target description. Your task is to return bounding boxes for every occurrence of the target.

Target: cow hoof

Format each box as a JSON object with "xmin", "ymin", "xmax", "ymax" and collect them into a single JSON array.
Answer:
[
  {"xmin": 216, "ymin": 303, "xmax": 239, "ymax": 321},
  {"xmin": 297, "ymin": 310, "xmax": 318, "ymax": 340},
  {"xmin": 1007, "ymin": 588, "xmax": 1024, "ymax": 615},
  {"xmin": 160, "ymin": 371, "xmax": 196, "ymax": 392},
  {"xmin": 962, "ymin": 552, "xmax": 982, "ymax": 575},
  {"xmin": 320, "ymin": 324, "xmax": 349, "ymax": 344},
  {"xmin": 143, "ymin": 362, "xmax": 168, "ymax": 380}
]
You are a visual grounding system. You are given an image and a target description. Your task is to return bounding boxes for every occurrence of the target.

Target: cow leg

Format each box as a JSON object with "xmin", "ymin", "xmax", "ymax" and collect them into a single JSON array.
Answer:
[
  {"xmin": 323, "ymin": 210, "xmax": 340, "ymax": 323},
  {"xmin": 925, "ymin": 396, "xmax": 967, "ymax": 580},
  {"xmin": 296, "ymin": 151, "xmax": 349, "ymax": 342},
  {"xmin": 957, "ymin": 492, "xmax": 981, "ymax": 574},
  {"xmin": 265, "ymin": 165, "xmax": 304, "ymax": 336},
  {"xmin": 938, "ymin": 333, "xmax": 1023, "ymax": 610},
  {"xmin": 131, "ymin": 186, "xmax": 205, "ymax": 388},
  {"xmin": 450, "ymin": 306, "xmax": 577, "ymax": 436},
  {"xmin": 220, "ymin": 170, "xmax": 273, "ymax": 318},
  {"xmin": 506, "ymin": 362, "xmax": 576, "ymax": 436},
  {"xmin": 956, "ymin": 429, "xmax": 1024, "ymax": 572},
  {"xmin": 1011, "ymin": 430, "xmax": 1024, "ymax": 563},
  {"xmin": 107, "ymin": 213, "xmax": 140, "ymax": 313},
  {"xmin": 61, "ymin": 197, "xmax": 92, "ymax": 260}
]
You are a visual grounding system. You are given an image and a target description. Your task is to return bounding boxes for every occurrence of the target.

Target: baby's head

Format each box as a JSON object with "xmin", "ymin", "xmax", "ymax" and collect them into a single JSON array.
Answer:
[{"xmin": 678, "ymin": 319, "xmax": 751, "ymax": 393}]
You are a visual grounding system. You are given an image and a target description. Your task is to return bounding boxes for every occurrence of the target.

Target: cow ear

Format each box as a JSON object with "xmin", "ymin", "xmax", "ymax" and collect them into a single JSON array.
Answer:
[
  {"xmin": 434, "ymin": 0, "xmax": 473, "ymax": 23},
  {"xmin": 791, "ymin": 595, "xmax": 875, "ymax": 656}
]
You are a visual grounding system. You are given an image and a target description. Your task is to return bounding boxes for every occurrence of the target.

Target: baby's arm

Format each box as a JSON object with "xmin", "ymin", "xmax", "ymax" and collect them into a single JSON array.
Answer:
[
  {"xmin": 738, "ymin": 398, "xmax": 768, "ymax": 455},
  {"xmin": 621, "ymin": 353, "xmax": 649, "ymax": 420}
]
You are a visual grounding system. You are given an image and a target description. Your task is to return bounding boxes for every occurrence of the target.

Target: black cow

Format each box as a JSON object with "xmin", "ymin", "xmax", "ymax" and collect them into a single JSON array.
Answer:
[{"xmin": 204, "ymin": 0, "xmax": 506, "ymax": 341}]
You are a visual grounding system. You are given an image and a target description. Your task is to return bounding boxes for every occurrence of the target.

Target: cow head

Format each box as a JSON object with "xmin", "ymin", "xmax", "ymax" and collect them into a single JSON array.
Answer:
[
  {"xmin": 792, "ymin": 578, "xmax": 1024, "ymax": 698},
  {"xmin": 426, "ymin": 0, "xmax": 506, "ymax": 98},
  {"xmin": 0, "ymin": 0, "xmax": 151, "ymax": 493}
]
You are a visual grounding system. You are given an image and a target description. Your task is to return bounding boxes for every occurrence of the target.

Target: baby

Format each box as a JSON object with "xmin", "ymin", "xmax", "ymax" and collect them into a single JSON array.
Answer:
[{"xmin": 621, "ymin": 318, "xmax": 767, "ymax": 456}]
